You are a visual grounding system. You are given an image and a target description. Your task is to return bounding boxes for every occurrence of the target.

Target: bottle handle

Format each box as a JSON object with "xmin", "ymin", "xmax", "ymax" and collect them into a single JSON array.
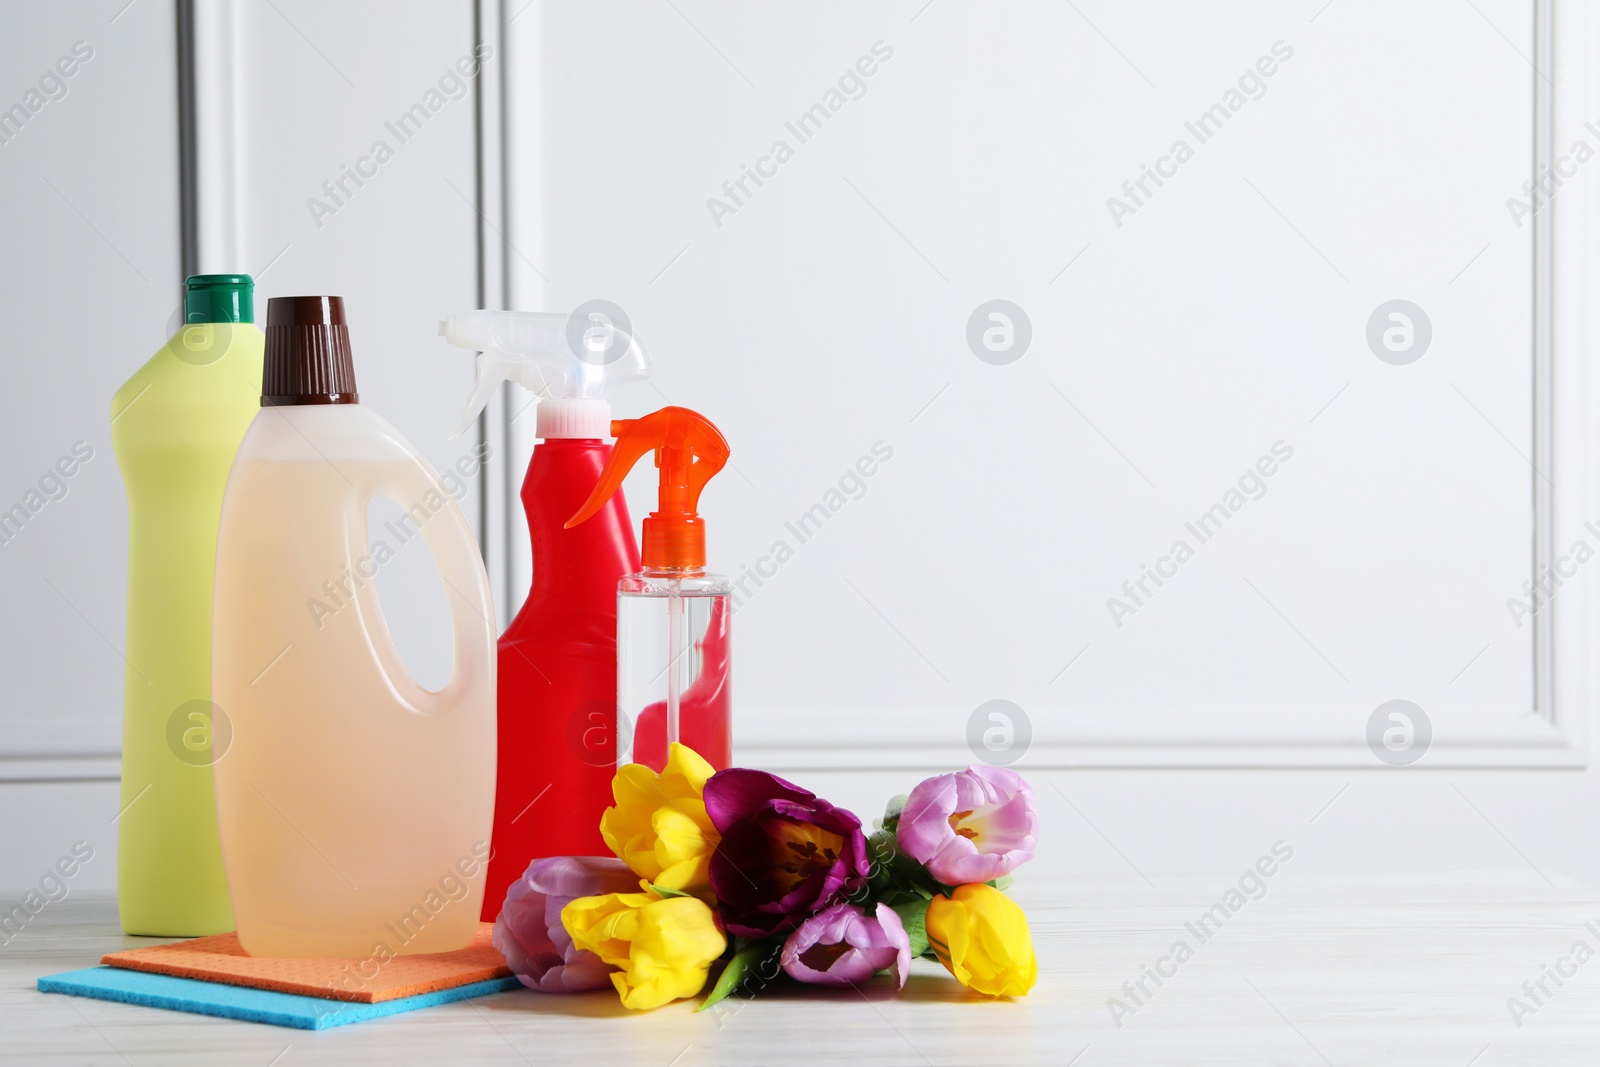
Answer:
[{"xmin": 361, "ymin": 457, "xmax": 496, "ymax": 714}]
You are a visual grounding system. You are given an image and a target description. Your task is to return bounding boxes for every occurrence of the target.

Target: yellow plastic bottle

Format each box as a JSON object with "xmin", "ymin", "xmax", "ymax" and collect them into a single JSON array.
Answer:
[
  {"xmin": 111, "ymin": 274, "xmax": 263, "ymax": 936},
  {"xmin": 212, "ymin": 296, "xmax": 496, "ymax": 957}
]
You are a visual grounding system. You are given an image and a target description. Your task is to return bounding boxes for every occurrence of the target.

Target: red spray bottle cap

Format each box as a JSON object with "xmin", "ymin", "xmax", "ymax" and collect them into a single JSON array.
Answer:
[{"xmin": 565, "ymin": 406, "xmax": 729, "ymax": 572}]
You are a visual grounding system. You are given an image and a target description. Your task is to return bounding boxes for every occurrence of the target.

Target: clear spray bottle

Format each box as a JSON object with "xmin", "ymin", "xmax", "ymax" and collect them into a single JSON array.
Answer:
[{"xmin": 566, "ymin": 406, "xmax": 732, "ymax": 771}]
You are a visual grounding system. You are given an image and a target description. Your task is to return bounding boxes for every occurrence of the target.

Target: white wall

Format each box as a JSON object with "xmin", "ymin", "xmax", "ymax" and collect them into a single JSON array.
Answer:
[
  {"xmin": 509, "ymin": 0, "xmax": 1600, "ymax": 889},
  {"xmin": 6, "ymin": 0, "xmax": 1600, "ymax": 899},
  {"xmin": 520, "ymin": 0, "xmax": 1552, "ymax": 767},
  {"xmin": 0, "ymin": 1, "xmax": 180, "ymax": 774}
]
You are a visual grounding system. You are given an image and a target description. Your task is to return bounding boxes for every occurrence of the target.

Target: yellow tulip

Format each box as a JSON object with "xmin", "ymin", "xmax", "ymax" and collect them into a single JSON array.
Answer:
[
  {"xmin": 601, "ymin": 742, "xmax": 720, "ymax": 891},
  {"xmin": 925, "ymin": 883, "xmax": 1037, "ymax": 997},
  {"xmin": 562, "ymin": 887, "xmax": 727, "ymax": 1010}
]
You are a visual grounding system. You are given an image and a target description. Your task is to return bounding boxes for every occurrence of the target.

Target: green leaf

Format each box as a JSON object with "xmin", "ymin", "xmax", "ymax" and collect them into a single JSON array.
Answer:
[
  {"xmin": 985, "ymin": 874, "xmax": 1015, "ymax": 892},
  {"xmin": 879, "ymin": 793, "xmax": 909, "ymax": 833},
  {"xmin": 866, "ymin": 830, "xmax": 901, "ymax": 891},
  {"xmin": 650, "ymin": 884, "xmax": 692, "ymax": 898},
  {"xmin": 698, "ymin": 943, "xmax": 768, "ymax": 1012},
  {"xmin": 890, "ymin": 897, "xmax": 931, "ymax": 959},
  {"xmin": 869, "ymin": 829, "xmax": 936, "ymax": 882},
  {"xmin": 877, "ymin": 888, "xmax": 919, "ymax": 908}
]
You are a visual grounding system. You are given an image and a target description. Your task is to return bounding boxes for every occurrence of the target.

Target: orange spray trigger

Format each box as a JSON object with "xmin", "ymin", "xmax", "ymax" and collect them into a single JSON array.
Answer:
[{"xmin": 565, "ymin": 406, "xmax": 730, "ymax": 572}]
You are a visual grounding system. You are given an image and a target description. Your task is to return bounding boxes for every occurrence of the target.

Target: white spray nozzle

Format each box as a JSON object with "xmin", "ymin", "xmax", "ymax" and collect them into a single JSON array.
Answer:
[{"xmin": 438, "ymin": 309, "xmax": 650, "ymax": 439}]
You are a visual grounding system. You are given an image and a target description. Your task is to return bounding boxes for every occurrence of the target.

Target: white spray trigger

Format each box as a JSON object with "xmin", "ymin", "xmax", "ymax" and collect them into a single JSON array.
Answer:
[
  {"xmin": 449, "ymin": 351, "xmax": 507, "ymax": 439},
  {"xmin": 439, "ymin": 310, "xmax": 650, "ymax": 440}
]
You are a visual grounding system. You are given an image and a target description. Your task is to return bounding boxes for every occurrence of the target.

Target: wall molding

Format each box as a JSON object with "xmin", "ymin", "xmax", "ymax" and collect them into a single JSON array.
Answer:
[
  {"xmin": 187, "ymin": 0, "xmax": 244, "ymax": 274},
  {"xmin": 739, "ymin": 0, "xmax": 1592, "ymax": 773},
  {"xmin": 0, "ymin": 754, "xmax": 120, "ymax": 783}
]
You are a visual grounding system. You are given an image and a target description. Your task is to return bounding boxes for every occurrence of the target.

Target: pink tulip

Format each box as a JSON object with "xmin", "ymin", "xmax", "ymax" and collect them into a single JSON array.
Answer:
[
  {"xmin": 491, "ymin": 855, "xmax": 640, "ymax": 992},
  {"xmin": 896, "ymin": 766, "xmax": 1037, "ymax": 886},
  {"xmin": 780, "ymin": 902, "xmax": 910, "ymax": 988}
]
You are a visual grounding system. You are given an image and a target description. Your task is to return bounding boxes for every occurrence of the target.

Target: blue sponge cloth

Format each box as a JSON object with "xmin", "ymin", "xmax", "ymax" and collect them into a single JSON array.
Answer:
[{"xmin": 39, "ymin": 966, "xmax": 522, "ymax": 1030}]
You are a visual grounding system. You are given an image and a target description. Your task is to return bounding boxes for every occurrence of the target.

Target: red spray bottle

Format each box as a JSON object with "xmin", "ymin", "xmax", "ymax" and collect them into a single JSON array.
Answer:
[{"xmin": 439, "ymin": 310, "xmax": 648, "ymax": 919}]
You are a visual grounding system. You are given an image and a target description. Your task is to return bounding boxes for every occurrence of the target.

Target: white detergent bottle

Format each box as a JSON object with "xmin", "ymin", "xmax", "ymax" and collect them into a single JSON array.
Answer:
[{"xmin": 212, "ymin": 296, "xmax": 496, "ymax": 958}]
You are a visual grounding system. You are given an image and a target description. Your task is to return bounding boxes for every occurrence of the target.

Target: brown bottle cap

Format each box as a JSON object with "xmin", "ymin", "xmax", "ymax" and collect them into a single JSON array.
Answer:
[{"xmin": 262, "ymin": 296, "xmax": 359, "ymax": 406}]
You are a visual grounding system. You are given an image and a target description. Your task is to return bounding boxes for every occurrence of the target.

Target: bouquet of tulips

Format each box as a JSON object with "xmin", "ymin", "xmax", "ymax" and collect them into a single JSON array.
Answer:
[{"xmin": 491, "ymin": 743, "xmax": 1039, "ymax": 1011}]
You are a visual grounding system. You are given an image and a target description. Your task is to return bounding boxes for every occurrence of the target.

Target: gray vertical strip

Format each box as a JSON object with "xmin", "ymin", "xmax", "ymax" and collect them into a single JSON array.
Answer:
[
  {"xmin": 1530, "ymin": 0, "xmax": 1554, "ymax": 722},
  {"xmin": 473, "ymin": 0, "xmax": 489, "ymax": 557},
  {"xmin": 471, "ymin": 0, "xmax": 516, "ymax": 617},
  {"xmin": 497, "ymin": 0, "xmax": 515, "ymax": 618},
  {"xmin": 175, "ymin": 0, "xmax": 199, "ymax": 280}
]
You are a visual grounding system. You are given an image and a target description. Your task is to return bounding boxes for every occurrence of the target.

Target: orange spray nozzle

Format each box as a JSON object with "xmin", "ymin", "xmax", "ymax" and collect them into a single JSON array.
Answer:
[{"xmin": 565, "ymin": 406, "xmax": 730, "ymax": 571}]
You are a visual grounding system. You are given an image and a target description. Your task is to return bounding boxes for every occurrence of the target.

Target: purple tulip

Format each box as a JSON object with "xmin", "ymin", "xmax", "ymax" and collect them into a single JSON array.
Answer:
[
  {"xmin": 896, "ymin": 766, "xmax": 1038, "ymax": 886},
  {"xmin": 781, "ymin": 902, "xmax": 911, "ymax": 988},
  {"xmin": 491, "ymin": 855, "xmax": 640, "ymax": 992},
  {"xmin": 703, "ymin": 768, "xmax": 870, "ymax": 938}
]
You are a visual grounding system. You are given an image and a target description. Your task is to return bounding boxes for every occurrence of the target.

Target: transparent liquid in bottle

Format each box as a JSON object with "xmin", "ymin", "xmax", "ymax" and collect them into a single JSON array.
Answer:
[{"xmin": 616, "ymin": 571, "xmax": 732, "ymax": 771}]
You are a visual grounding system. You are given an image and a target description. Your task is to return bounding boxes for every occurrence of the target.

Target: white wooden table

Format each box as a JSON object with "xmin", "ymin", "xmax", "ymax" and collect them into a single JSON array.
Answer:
[{"xmin": 5, "ymin": 876, "xmax": 1598, "ymax": 1065}]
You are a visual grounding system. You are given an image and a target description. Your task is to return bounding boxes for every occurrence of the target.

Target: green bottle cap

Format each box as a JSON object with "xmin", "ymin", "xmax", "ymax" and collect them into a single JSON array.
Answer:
[{"xmin": 184, "ymin": 274, "xmax": 254, "ymax": 324}]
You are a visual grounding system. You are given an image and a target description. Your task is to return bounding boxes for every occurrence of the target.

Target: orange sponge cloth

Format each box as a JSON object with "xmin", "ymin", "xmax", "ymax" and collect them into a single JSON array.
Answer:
[{"xmin": 101, "ymin": 923, "xmax": 511, "ymax": 1003}]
